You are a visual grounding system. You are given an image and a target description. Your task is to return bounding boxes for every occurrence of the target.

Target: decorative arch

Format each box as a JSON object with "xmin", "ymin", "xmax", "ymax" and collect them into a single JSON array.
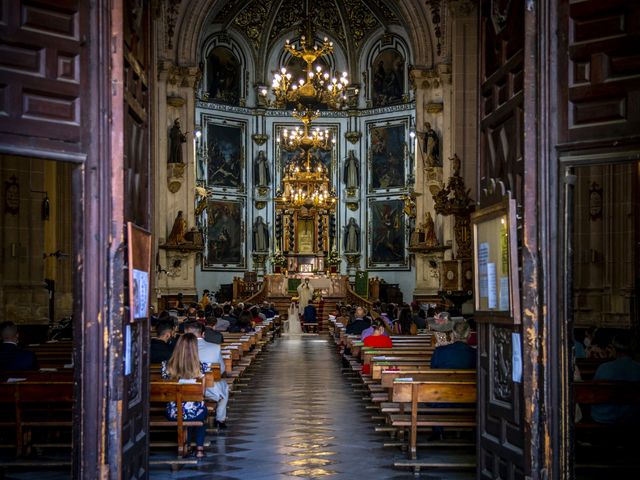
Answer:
[
  {"xmin": 361, "ymin": 32, "xmax": 413, "ymax": 107},
  {"xmin": 172, "ymin": 0, "xmax": 435, "ymax": 69},
  {"xmin": 200, "ymin": 32, "xmax": 253, "ymax": 105}
]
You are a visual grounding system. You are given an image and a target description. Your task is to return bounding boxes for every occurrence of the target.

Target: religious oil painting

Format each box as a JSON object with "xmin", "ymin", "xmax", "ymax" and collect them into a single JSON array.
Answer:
[
  {"xmin": 206, "ymin": 47, "xmax": 241, "ymax": 105},
  {"xmin": 368, "ymin": 123, "xmax": 406, "ymax": 191},
  {"xmin": 204, "ymin": 199, "xmax": 245, "ymax": 270},
  {"xmin": 206, "ymin": 122, "xmax": 244, "ymax": 190},
  {"xmin": 368, "ymin": 198, "xmax": 408, "ymax": 270},
  {"xmin": 371, "ymin": 49, "xmax": 405, "ymax": 107}
]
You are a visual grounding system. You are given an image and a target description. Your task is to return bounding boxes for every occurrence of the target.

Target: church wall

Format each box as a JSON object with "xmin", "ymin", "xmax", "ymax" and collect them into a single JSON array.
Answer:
[{"xmin": 0, "ymin": 156, "xmax": 73, "ymax": 324}]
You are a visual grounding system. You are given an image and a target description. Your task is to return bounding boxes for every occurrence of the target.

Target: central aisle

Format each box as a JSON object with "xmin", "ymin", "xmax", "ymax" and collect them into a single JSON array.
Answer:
[{"xmin": 150, "ymin": 335, "xmax": 472, "ymax": 479}]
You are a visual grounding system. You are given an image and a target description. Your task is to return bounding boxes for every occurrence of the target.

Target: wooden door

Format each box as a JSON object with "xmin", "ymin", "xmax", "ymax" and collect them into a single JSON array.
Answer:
[
  {"xmin": 107, "ymin": 1, "xmax": 152, "ymax": 478},
  {"xmin": 477, "ymin": 1, "xmax": 526, "ymax": 478}
]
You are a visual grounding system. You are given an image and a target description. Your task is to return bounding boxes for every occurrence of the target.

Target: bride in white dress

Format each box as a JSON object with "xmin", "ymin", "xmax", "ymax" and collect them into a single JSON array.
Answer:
[{"xmin": 287, "ymin": 302, "xmax": 303, "ymax": 336}]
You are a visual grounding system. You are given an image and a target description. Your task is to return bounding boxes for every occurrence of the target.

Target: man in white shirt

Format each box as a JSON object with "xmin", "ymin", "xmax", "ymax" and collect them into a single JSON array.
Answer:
[{"xmin": 184, "ymin": 321, "xmax": 229, "ymax": 428}]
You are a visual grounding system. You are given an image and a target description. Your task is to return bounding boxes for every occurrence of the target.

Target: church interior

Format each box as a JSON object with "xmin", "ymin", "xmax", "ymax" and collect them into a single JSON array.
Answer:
[{"xmin": 0, "ymin": 0, "xmax": 639, "ymax": 479}]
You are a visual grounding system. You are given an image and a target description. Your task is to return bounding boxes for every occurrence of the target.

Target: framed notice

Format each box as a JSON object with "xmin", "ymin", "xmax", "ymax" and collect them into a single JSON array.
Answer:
[
  {"xmin": 471, "ymin": 197, "xmax": 520, "ymax": 324},
  {"xmin": 127, "ymin": 222, "xmax": 152, "ymax": 322}
]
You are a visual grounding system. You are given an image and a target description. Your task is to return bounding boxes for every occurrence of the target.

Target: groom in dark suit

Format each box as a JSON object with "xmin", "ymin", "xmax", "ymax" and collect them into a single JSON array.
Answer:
[{"xmin": 0, "ymin": 321, "xmax": 38, "ymax": 371}]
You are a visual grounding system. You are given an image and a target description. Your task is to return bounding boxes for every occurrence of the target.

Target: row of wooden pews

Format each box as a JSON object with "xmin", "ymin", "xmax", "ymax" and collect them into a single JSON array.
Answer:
[
  {"xmin": 329, "ymin": 318, "xmax": 477, "ymax": 474},
  {"xmin": 0, "ymin": 318, "xmax": 281, "ymax": 473}
]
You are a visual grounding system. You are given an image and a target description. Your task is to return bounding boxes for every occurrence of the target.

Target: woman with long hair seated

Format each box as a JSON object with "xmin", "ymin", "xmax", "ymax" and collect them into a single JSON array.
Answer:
[
  {"xmin": 362, "ymin": 320, "xmax": 393, "ymax": 375},
  {"xmin": 162, "ymin": 333, "xmax": 208, "ymax": 458}
]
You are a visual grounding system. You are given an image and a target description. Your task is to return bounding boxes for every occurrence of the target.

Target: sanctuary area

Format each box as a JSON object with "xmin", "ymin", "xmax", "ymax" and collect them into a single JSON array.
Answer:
[{"xmin": 0, "ymin": 1, "xmax": 639, "ymax": 479}]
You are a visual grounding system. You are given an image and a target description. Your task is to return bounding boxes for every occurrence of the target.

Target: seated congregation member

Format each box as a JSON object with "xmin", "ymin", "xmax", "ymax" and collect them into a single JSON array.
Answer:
[
  {"xmin": 261, "ymin": 301, "xmax": 276, "ymax": 319},
  {"xmin": 361, "ymin": 320, "xmax": 393, "ymax": 375},
  {"xmin": 431, "ymin": 320, "xmax": 477, "ymax": 369},
  {"xmin": 398, "ymin": 307, "xmax": 414, "ymax": 335},
  {"xmin": 361, "ymin": 316, "xmax": 389, "ymax": 340},
  {"xmin": 591, "ymin": 335, "xmax": 640, "ymax": 424},
  {"xmin": 428, "ymin": 311, "xmax": 456, "ymax": 347},
  {"xmin": 221, "ymin": 304, "xmax": 236, "ymax": 329},
  {"xmin": 183, "ymin": 321, "xmax": 229, "ymax": 429},
  {"xmin": 0, "ymin": 321, "xmax": 38, "ymax": 371},
  {"xmin": 302, "ymin": 303, "xmax": 317, "ymax": 331},
  {"xmin": 199, "ymin": 289, "xmax": 210, "ymax": 310},
  {"xmin": 229, "ymin": 311, "xmax": 254, "ymax": 333},
  {"xmin": 204, "ymin": 317, "xmax": 224, "ymax": 344},
  {"xmin": 212, "ymin": 307, "xmax": 229, "ymax": 331},
  {"xmin": 161, "ymin": 333, "xmax": 208, "ymax": 458},
  {"xmin": 346, "ymin": 306, "xmax": 370, "ymax": 335},
  {"xmin": 150, "ymin": 317, "xmax": 176, "ymax": 364}
]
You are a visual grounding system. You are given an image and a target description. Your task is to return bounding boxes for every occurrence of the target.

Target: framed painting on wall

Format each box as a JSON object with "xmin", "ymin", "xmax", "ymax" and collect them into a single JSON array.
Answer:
[
  {"xmin": 371, "ymin": 48, "xmax": 405, "ymax": 107},
  {"xmin": 367, "ymin": 197, "xmax": 409, "ymax": 270},
  {"xmin": 203, "ymin": 197, "xmax": 245, "ymax": 270},
  {"xmin": 367, "ymin": 121, "xmax": 407, "ymax": 192},
  {"xmin": 204, "ymin": 118, "xmax": 245, "ymax": 192}
]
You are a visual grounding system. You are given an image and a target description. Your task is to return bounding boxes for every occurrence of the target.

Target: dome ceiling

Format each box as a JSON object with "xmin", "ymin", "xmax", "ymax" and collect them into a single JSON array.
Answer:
[{"xmin": 213, "ymin": 0, "xmax": 401, "ymax": 54}]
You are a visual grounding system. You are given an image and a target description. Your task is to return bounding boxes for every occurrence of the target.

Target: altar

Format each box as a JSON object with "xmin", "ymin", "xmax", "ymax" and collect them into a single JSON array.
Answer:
[{"xmin": 265, "ymin": 273, "xmax": 347, "ymax": 298}]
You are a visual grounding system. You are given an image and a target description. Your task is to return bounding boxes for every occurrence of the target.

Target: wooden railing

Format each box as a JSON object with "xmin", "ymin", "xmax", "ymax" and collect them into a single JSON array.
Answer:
[
  {"xmin": 346, "ymin": 282, "xmax": 373, "ymax": 310},
  {"xmin": 233, "ymin": 277, "xmax": 266, "ymax": 304}
]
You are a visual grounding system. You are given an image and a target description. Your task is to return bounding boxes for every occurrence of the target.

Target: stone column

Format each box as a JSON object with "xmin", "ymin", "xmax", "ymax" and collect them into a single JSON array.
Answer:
[
  {"xmin": 154, "ymin": 61, "xmax": 202, "ymax": 304},
  {"xmin": 410, "ymin": 66, "xmax": 452, "ymax": 298}
]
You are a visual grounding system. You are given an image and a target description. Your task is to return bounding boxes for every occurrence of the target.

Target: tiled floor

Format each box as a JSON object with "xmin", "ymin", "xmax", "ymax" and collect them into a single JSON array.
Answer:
[{"xmin": 149, "ymin": 335, "xmax": 475, "ymax": 479}]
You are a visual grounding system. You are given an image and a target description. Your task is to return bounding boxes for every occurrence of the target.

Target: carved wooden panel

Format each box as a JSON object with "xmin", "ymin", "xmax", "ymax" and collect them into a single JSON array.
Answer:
[
  {"xmin": 478, "ymin": 1, "xmax": 526, "ymax": 478},
  {"xmin": 118, "ymin": 1, "xmax": 150, "ymax": 478},
  {"xmin": 559, "ymin": 0, "xmax": 640, "ymax": 144},
  {"xmin": 0, "ymin": 0, "xmax": 87, "ymax": 160}
]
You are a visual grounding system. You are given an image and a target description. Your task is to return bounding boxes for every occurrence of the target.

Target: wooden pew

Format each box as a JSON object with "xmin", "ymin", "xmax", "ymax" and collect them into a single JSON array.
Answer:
[
  {"xmin": 0, "ymin": 381, "xmax": 74, "ymax": 456},
  {"xmin": 149, "ymin": 380, "xmax": 206, "ymax": 457},
  {"xmin": 391, "ymin": 377, "xmax": 477, "ymax": 461},
  {"xmin": 574, "ymin": 381, "xmax": 640, "ymax": 428}
]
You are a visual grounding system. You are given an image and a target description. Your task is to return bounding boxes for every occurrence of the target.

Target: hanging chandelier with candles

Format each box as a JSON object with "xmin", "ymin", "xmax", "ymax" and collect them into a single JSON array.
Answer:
[{"xmin": 263, "ymin": 18, "xmax": 354, "ymax": 211}]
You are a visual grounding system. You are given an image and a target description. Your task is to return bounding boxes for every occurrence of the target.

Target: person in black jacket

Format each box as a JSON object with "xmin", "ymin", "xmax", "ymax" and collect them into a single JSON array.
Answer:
[
  {"xmin": 204, "ymin": 316, "xmax": 224, "ymax": 344},
  {"xmin": 150, "ymin": 318, "xmax": 176, "ymax": 364},
  {"xmin": 345, "ymin": 307, "xmax": 371, "ymax": 335},
  {"xmin": 0, "ymin": 321, "xmax": 38, "ymax": 371}
]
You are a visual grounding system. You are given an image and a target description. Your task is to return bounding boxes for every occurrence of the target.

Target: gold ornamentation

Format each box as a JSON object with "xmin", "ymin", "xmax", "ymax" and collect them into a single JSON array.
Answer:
[
  {"xmin": 344, "ymin": 253, "xmax": 361, "ymax": 268},
  {"xmin": 426, "ymin": 102, "xmax": 443, "ymax": 113},
  {"xmin": 257, "ymin": 186, "xmax": 269, "ymax": 197},
  {"xmin": 167, "ymin": 163, "xmax": 185, "ymax": 194},
  {"xmin": 166, "ymin": 95, "xmax": 185, "ymax": 107},
  {"xmin": 252, "ymin": 133, "xmax": 269, "ymax": 145},
  {"xmin": 233, "ymin": 0, "xmax": 275, "ymax": 50},
  {"xmin": 165, "ymin": 0, "xmax": 182, "ymax": 50},
  {"xmin": 346, "ymin": 201, "xmax": 359, "ymax": 211},
  {"xmin": 255, "ymin": 201, "xmax": 267, "ymax": 210},
  {"xmin": 345, "ymin": 131, "xmax": 362, "ymax": 144}
]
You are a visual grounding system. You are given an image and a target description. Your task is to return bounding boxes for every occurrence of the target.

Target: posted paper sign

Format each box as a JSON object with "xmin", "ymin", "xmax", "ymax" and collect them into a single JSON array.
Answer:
[
  {"xmin": 478, "ymin": 242, "xmax": 489, "ymax": 297},
  {"xmin": 499, "ymin": 276, "xmax": 510, "ymax": 311},
  {"xmin": 487, "ymin": 262, "xmax": 497, "ymax": 309},
  {"xmin": 512, "ymin": 332, "xmax": 522, "ymax": 383},
  {"xmin": 132, "ymin": 269, "xmax": 149, "ymax": 319}
]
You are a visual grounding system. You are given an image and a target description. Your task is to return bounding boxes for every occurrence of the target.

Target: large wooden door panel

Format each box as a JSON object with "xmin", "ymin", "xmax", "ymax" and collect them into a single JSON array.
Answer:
[{"xmin": 0, "ymin": 0, "xmax": 87, "ymax": 159}]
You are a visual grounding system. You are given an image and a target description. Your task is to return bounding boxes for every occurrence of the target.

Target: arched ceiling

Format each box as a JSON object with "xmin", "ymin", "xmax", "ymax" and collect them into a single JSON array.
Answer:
[
  {"xmin": 173, "ymin": 0, "xmax": 435, "ymax": 69},
  {"xmin": 212, "ymin": 0, "xmax": 401, "ymax": 55}
]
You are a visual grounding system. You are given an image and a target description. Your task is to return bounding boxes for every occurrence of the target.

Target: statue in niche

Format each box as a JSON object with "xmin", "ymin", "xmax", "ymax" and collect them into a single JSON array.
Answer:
[
  {"xmin": 167, "ymin": 210, "xmax": 187, "ymax": 245},
  {"xmin": 423, "ymin": 211, "xmax": 439, "ymax": 247},
  {"xmin": 343, "ymin": 218, "xmax": 360, "ymax": 253},
  {"xmin": 422, "ymin": 122, "xmax": 441, "ymax": 168},
  {"xmin": 252, "ymin": 216, "xmax": 269, "ymax": 252},
  {"xmin": 450, "ymin": 153, "xmax": 462, "ymax": 177},
  {"xmin": 254, "ymin": 151, "xmax": 270, "ymax": 188},
  {"xmin": 168, "ymin": 119, "xmax": 187, "ymax": 164},
  {"xmin": 343, "ymin": 150, "xmax": 359, "ymax": 191}
]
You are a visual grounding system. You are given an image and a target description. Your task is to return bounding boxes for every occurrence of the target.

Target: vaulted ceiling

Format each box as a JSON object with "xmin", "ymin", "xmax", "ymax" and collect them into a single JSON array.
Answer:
[{"xmin": 211, "ymin": 0, "xmax": 402, "ymax": 55}]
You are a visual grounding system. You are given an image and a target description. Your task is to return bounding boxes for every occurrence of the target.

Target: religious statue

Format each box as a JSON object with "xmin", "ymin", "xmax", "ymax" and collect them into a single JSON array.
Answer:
[
  {"xmin": 167, "ymin": 210, "xmax": 187, "ymax": 245},
  {"xmin": 423, "ymin": 211, "xmax": 439, "ymax": 247},
  {"xmin": 297, "ymin": 278, "xmax": 314, "ymax": 310},
  {"xmin": 254, "ymin": 150, "xmax": 270, "ymax": 187},
  {"xmin": 168, "ymin": 119, "xmax": 187, "ymax": 164},
  {"xmin": 252, "ymin": 216, "xmax": 269, "ymax": 252},
  {"xmin": 422, "ymin": 122, "xmax": 441, "ymax": 168},
  {"xmin": 343, "ymin": 150, "xmax": 359, "ymax": 191},
  {"xmin": 343, "ymin": 218, "xmax": 360, "ymax": 253},
  {"xmin": 450, "ymin": 153, "xmax": 462, "ymax": 177}
]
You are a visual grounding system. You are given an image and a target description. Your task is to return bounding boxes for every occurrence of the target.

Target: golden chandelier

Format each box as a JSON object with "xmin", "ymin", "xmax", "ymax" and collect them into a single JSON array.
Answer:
[{"xmin": 263, "ymin": 23, "xmax": 351, "ymax": 211}]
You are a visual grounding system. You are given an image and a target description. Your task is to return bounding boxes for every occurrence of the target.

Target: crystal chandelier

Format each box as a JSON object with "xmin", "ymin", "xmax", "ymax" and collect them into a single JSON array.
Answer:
[
  {"xmin": 276, "ymin": 110, "xmax": 337, "ymax": 209},
  {"xmin": 263, "ymin": 20, "xmax": 352, "ymax": 211}
]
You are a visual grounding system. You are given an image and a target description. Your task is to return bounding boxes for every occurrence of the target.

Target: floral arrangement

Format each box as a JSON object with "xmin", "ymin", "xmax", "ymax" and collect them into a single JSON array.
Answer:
[
  {"xmin": 270, "ymin": 249, "xmax": 287, "ymax": 267},
  {"xmin": 326, "ymin": 248, "xmax": 341, "ymax": 265}
]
